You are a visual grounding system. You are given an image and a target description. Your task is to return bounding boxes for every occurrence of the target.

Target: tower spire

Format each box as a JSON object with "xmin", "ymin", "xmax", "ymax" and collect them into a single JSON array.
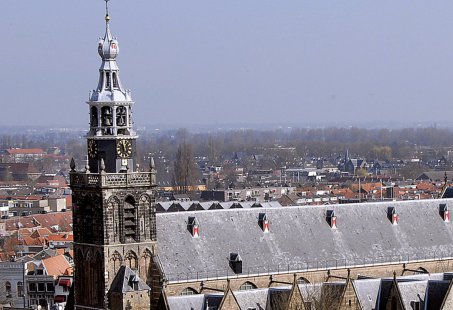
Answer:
[
  {"xmin": 105, "ymin": 0, "xmax": 110, "ymax": 23},
  {"xmin": 86, "ymin": 0, "xmax": 138, "ymax": 173}
]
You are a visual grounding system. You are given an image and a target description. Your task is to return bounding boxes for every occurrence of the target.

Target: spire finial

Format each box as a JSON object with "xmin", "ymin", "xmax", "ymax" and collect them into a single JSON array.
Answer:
[{"xmin": 105, "ymin": 0, "xmax": 110, "ymax": 22}]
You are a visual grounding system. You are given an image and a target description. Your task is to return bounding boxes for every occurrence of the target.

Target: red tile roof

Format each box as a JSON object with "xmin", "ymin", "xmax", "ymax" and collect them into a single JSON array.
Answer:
[
  {"xmin": 22, "ymin": 235, "xmax": 46, "ymax": 246},
  {"xmin": 30, "ymin": 228, "xmax": 53, "ymax": 239},
  {"xmin": 6, "ymin": 148, "xmax": 45, "ymax": 155},
  {"xmin": 5, "ymin": 212, "xmax": 72, "ymax": 232},
  {"xmin": 42, "ymin": 255, "xmax": 72, "ymax": 277},
  {"xmin": 48, "ymin": 233, "xmax": 73, "ymax": 242}
]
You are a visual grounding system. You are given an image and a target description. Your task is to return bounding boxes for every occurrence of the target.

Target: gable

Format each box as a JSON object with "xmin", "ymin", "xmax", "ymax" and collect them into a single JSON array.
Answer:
[
  {"xmin": 383, "ymin": 280, "xmax": 404, "ymax": 310},
  {"xmin": 218, "ymin": 282, "xmax": 240, "ymax": 310},
  {"xmin": 338, "ymin": 279, "xmax": 360, "ymax": 310},
  {"xmin": 287, "ymin": 282, "xmax": 306, "ymax": 310}
]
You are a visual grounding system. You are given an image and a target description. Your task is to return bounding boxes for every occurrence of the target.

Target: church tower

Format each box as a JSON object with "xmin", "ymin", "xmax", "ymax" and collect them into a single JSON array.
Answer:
[{"xmin": 70, "ymin": 2, "xmax": 157, "ymax": 309}]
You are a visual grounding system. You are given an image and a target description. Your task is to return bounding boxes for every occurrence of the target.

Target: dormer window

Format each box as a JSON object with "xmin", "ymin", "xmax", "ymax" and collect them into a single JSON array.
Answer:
[
  {"xmin": 128, "ymin": 274, "xmax": 139, "ymax": 291},
  {"xmin": 187, "ymin": 216, "xmax": 200, "ymax": 238},
  {"xmin": 258, "ymin": 213, "xmax": 269, "ymax": 233},
  {"xmin": 229, "ymin": 253, "xmax": 242, "ymax": 274},
  {"xmin": 388, "ymin": 207, "xmax": 398, "ymax": 225},
  {"xmin": 440, "ymin": 204, "xmax": 450, "ymax": 222},
  {"xmin": 326, "ymin": 210, "xmax": 337, "ymax": 229}
]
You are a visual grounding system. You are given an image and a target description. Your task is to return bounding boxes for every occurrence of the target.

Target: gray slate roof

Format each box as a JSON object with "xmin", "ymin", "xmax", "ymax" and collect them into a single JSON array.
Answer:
[
  {"xmin": 156, "ymin": 198, "xmax": 453, "ymax": 283},
  {"xmin": 166, "ymin": 294, "xmax": 223, "ymax": 310},
  {"xmin": 235, "ymin": 287, "xmax": 273, "ymax": 309},
  {"xmin": 109, "ymin": 265, "xmax": 150, "ymax": 293},
  {"xmin": 397, "ymin": 280, "xmax": 427, "ymax": 309},
  {"xmin": 353, "ymin": 278, "xmax": 380, "ymax": 310}
]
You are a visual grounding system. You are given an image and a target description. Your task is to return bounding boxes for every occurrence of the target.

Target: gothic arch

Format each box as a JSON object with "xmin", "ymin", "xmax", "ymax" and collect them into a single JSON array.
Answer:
[
  {"xmin": 110, "ymin": 251, "xmax": 123, "ymax": 277},
  {"xmin": 125, "ymin": 250, "xmax": 138, "ymax": 270},
  {"xmin": 138, "ymin": 194, "xmax": 151, "ymax": 239},
  {"xmin": 125, "ymin": 195, "xmax": 136, "ymax": 205},
  {"xmin": 108, "ymin": 196, "xmax": 121, "ymax": 242},
  {"xmin": 123, "ymin": 196, "xmax": 138, "ymax": 242},
  {"xmin": 140, "ymin": 193, "xmax": 156, "ymax": 241},
  {"xmin": 140, "ymin": 248, "xmax": 153, "ymax": 283}
]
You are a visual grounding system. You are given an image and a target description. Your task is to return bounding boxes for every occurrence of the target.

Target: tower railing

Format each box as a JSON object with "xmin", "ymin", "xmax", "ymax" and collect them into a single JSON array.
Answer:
[{"xmin": 70, "ymin": 171, "xmax": 154, "ymax": 188}]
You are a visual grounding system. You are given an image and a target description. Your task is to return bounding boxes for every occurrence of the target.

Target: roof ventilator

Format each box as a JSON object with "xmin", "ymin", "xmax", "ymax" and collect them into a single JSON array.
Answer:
[
  {"xmin": 440, "ymin": 204, "xmax": 450, "ymax": 222},
  {"xmin": 387, "ymin": 207, "xmax": 398, "ymax": 225},
  {"xmin": 258, "ymin": 213, "xmax": 269, "ymax": 233},
  {"xmin": 229, "ymin": 253, "xmax": 243, "ymax": 274},
  {"xmin": 187, "ymin": 216, "xmax": 200, "ymax": 238},
  {"xmin": 326, "ymin": 210, "xmax": 337, "ymax": 229}
]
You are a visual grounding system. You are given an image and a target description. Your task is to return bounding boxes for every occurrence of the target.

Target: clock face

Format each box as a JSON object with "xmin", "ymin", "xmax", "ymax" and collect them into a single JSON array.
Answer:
[
  {"xmin": 88, "ymin": 140, "xmax": 98, "ymax": 158},
  {"xmin": 117, "ymin": 139, "xmax": 132, "ymax": 158}
]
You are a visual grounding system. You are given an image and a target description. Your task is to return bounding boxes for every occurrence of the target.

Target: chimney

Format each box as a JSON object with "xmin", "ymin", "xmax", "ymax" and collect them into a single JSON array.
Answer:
[
  {"xmin": 258, "ymin": 213, "xmax": 269, "ymax": 233},
  {"xmin": 388, "ymin": 207, "xmax": 398, "ymax": 225},
  {"xmin": 229, "ymin": 253, "xmax": 242, "ymax": 274},
  {"xmin": 326, "ymin": 210, "xmax": 337, "ymax": 229},
  {"xmin": 187, "ymin": 216, "xmax": 200, "ymax": 238},
  {"xmin": 440, "ymin": 204, "xmax": 450, "ymax": 222}
]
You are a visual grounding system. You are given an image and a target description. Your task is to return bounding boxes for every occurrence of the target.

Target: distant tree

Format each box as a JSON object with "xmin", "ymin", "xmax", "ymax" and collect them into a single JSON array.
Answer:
[
  {"xmin": 173, "ymin": 142, "xmax": 197, "ymax": 193},
  {"xmin": 208, "ymin": 135, "xmax": 219, "ymax": 166},
  {"xmin": 398, "ymin": 162, "xmax": 426, "ymax": 179}
]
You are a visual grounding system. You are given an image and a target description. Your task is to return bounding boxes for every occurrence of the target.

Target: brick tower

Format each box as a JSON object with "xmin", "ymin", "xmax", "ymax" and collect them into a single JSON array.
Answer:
[{"xmin": 70, "ymin": 2, "xmax": 157, "ymax": 309}]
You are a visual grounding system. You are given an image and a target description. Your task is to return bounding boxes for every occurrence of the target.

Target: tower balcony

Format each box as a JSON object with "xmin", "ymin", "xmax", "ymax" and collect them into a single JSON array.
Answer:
[{"xmin": 69, "ymin": 170, "xmax": 156, "ymax": 189}]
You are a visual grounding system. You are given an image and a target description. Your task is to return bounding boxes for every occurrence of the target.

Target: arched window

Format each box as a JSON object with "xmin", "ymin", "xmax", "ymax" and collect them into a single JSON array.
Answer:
[
  {"xmin": 5, "ymin": 281, "xmax": 11, "ymax": 297},
  {"xmin": 90, "ymin": 106, "xmax": 98, "ymax": 127},
  {"xmin": 239, "ymin": 281, "xmax": 256, "ymax": 291},
  {"xmin": 297, "ymin": 277, "xmax": 310, "ymax": 284},
  {"xmin": 107, "ymin": 197, "xmax": 120, "ymax": 242},
  {"xmin": 112, "ymin": 72, "xmax": 119, "ymax": 88},
  {"xmin": 125, "ymin": 250, "xmax": 138, "ymax": 270},
  {"xmin": 141, "ymin": 249, "xmax": 152, "ymax": 283},
  {"xmin": 110, "ymin": 251, "xmax": 123, "ymax": 276},
  {"xmin": 105, "ymin": 72, "xmax": 111, "ymax": 88},
  {"xmin": 124, "ymin": 196, "xmax": 137, "ymax": 242},
  {"xmin": 180, "ymin": 287, "xmax": 197, "ymax": 296},
  {"xmin": 17, "ymin": 281, "xmax": 24, "ymax": 297}
]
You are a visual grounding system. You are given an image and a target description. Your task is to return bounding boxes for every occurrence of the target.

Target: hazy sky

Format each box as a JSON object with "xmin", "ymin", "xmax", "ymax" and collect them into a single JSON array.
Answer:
[{"xmin": 2, "ymin": 1, "xmax": 453, "ymax": 128}]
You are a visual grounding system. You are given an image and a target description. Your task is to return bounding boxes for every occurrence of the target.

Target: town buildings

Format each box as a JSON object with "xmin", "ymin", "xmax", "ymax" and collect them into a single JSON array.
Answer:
[{"xmin": 62, "ymin": 3, "xmax": 453, "ymax": 310}]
